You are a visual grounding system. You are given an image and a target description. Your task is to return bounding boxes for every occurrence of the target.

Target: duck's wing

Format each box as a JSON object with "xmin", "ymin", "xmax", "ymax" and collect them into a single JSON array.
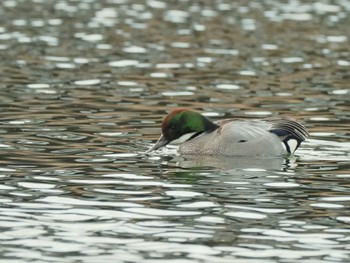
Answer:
[
  {"xmin": 216, "ymin": 118, "xmax": 308, "ymax": 154},
  {"xmin": 216, "ymin": 119, "xmax": 273, "ymax": 141},
  {"xmin": 212, "ymin": 120, "xmax": 284, "ymax": 156}
]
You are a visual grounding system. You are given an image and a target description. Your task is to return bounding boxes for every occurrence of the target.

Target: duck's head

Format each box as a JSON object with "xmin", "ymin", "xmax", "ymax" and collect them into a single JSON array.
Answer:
[{"xmin": 148, "ymin": 108, "xmax": 218, "ymax": 152}]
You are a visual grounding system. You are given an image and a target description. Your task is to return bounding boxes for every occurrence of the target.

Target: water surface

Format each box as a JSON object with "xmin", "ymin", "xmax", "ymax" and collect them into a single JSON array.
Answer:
[{"xmin": 0, "ymin": 0, "xmax": 349, "ymax": 262}]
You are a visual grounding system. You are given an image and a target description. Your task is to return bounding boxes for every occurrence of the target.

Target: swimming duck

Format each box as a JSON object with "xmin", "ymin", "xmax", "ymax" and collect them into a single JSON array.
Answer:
[{"xmin": 148, "ymin": 108, "xmax": 308, "ymax": 156}]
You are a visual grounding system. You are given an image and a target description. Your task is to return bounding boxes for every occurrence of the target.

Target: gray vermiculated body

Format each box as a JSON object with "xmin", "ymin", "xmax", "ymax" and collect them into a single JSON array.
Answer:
[{"xmin": 179, "ymin": 120, "xmax": 286, "ymax": 156}]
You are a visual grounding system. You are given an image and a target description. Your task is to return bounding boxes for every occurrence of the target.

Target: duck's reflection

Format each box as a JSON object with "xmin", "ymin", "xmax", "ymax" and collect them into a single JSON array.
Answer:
[{"xmin": 175, "ymin": 155, "xmax": 296, "ymax": 170}]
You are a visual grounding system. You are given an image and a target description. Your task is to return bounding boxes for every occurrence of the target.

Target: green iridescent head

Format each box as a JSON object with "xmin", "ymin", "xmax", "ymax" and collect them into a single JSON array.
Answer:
[{"xmin": 148, "ymin": 108, "xmax": 218, "ymax": 152}]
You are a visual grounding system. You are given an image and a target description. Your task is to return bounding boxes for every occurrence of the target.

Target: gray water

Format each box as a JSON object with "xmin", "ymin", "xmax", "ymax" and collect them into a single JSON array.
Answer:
[{"xmin": 0, "ymin": 0, "xmax": 349, "ymax": 262}]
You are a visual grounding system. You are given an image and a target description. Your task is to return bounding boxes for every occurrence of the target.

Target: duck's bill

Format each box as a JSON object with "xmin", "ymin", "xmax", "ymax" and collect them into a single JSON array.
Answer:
[{"xmin": 147, "ymin": 135, "xmax": 169, "ymax": 153}]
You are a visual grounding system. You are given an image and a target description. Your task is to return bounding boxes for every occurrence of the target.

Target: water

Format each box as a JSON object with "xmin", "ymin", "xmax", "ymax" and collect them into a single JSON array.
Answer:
[{"xmin": 0, "ymin": 0, "xmax": 349, "ymax": 262}]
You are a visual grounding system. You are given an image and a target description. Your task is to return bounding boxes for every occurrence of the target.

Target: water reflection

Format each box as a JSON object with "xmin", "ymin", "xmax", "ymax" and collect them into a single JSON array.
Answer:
[
  {"xmin": 0, "ymin": 0, "xmax": 350, "ymax": 262},
  {"xmin": 173, "ymin": 155, "xmax": 287, "ymax": 170}
]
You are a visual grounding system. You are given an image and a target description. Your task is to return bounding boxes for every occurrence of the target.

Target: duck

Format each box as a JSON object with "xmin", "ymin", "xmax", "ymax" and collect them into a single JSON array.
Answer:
[{"xmin": 147, "ymin": 108, "xmax": 308, "ymax": 156}]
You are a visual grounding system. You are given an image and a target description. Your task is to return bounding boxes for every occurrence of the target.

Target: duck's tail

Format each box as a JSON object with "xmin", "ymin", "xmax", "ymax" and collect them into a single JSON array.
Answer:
[{"xmin": 270, "ymin": 119, "xmax": 309, "ymax": 154}]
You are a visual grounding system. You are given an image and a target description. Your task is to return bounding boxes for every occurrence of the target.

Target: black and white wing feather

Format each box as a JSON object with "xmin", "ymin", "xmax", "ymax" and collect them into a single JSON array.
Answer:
[{"xmin": 269, "ymin": 119, "xmax": 308, "ymax": 153}]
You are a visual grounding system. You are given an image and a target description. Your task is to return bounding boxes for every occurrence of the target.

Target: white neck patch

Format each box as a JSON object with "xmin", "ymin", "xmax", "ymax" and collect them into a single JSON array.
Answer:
[{"xmin": 170, "ymin": 132, "xmax": 198, "ymax": 145}]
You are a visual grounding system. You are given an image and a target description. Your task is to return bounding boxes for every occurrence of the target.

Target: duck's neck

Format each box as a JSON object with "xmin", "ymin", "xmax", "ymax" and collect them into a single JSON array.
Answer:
[{"xmin": 201, "ymin": 115, "xmax": 218, "ymax": 132}]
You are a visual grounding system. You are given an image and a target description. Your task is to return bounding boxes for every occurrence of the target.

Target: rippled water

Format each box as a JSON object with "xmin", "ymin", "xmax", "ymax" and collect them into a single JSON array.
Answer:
[{"xmin": 0, "ymin": 0, "xmax": 349, "ymax": 262}]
